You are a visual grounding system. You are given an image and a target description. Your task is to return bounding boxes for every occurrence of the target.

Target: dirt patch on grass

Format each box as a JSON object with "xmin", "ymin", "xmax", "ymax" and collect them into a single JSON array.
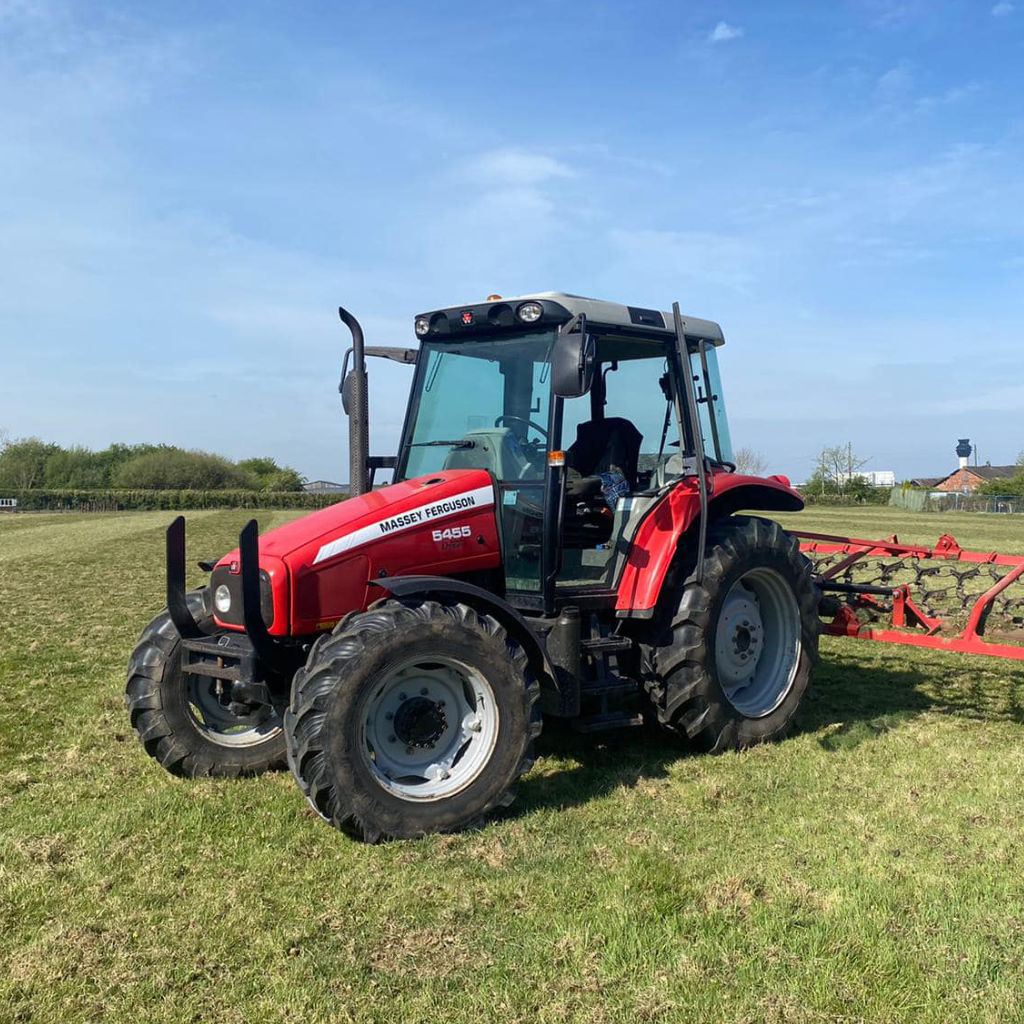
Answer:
[
  {"xmin": 368, "ymin": 923, "xmax": 487, "ymax": 979},
  {"xmin": 704, "ymin": 876, "xmax": 769, "ymax": 918}
]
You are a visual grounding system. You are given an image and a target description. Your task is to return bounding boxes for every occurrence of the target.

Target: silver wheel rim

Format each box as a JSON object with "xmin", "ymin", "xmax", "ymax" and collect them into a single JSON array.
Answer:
[
  {"xmin": 714, "ymin": 567, "xmax": 801, "ymax": 718},
  {"xmin": 186, "ymin": 677, "xmax": 283, "ymax": 748},
  {"xmin": 358, "ymin": 655, "xmax": 499, "ymax": 801}
]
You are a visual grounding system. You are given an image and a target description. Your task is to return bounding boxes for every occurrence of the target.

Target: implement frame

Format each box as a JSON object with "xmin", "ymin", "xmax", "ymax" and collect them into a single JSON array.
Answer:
[{"xmin": 796, "ymin": 531, "xmax": 1024, "ymax": 662}]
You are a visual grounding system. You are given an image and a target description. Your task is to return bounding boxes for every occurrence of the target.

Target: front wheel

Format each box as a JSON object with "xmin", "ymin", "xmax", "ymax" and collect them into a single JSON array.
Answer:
[
  {"xmin": 125, "ymin": 589, "xmax": 287, "ymax": 777},
  {"xmin": 285, "ymin": 600, "xmax": 541, "ymax": 842},
  {"xmin": 646, "ymin": 515, "xmax": 819, "ymax": 751}
]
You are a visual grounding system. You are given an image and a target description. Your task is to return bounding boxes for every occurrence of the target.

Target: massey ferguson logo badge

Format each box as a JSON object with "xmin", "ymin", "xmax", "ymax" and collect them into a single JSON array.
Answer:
[
  {"xmin": 312, "ymin": 486, "xmax": 494, "ymax": 565},
  {"xmin": 377, "ymin": 494, "xmax": 477, "ymax": 534}
]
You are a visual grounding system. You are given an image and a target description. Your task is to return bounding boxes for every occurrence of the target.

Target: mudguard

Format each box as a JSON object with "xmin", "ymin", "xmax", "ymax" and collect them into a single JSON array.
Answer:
[
  {"xmin": 615, "ymin": 473, "xmax": 804, "ymax": 618},
  {"xmin": 371, "ymin": 575, "xmax": 559, "ymax": 697}
]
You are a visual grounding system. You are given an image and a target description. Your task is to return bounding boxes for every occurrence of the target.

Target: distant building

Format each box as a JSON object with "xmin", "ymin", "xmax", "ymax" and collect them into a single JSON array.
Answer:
[
  {"xmin": 303, "ymin": 480, "xmax": 348, "ymax": 494},
  {"xmin": 909, "ymin": 437, "xmax": 1019, "ymax": 493},
  {"xmin": 862, "ymin": 470, "xmax": 896, "ymax": 488},
  {"xmin": 933, "ymin": 465, "xmax": 1019, "ymax": 493},
  {"xmin": 837, "ymin": 470, "xmax": 896, "ymax": 487}
]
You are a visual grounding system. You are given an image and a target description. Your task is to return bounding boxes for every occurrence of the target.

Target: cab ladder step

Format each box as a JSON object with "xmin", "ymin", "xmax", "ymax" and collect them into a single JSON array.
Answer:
[
  {"xmin": 580, "ymin": 635, "xmax": 634, "ymax": 655},
  {"xmin": 571, "ymin": 710, "xmax": 646, "ymax": 733}
]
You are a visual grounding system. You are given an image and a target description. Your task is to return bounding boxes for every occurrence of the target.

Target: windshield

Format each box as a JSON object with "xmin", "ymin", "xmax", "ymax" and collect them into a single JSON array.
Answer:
[{"xmin": 397, "ymin": 331, "xmax": 556, "ymax": 483}]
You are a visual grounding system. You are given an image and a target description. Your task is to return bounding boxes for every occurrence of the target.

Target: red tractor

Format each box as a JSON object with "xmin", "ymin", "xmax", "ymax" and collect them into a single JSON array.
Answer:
[{"xmin": 127, "ymin": 293, "xmax": 822, "ymax": 841}]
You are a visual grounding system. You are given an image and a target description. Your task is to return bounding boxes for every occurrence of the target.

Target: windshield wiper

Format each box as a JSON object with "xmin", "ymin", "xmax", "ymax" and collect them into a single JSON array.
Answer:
[{"xmin": 407, "ymin": 440, "xmax": 477, "ymax": 449}]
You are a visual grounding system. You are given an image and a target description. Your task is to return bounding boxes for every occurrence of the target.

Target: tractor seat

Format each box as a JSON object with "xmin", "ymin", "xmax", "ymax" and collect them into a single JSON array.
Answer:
[
  {"xmin": 566, "ymin": 417, "xmax": 643, "ymax": 493},
  {"xmin": 563, "ymin": 418, "xmax": 643, "ymax": 547}
]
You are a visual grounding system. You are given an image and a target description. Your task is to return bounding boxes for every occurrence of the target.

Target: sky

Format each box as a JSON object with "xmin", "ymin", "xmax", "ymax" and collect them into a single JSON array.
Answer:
[{"xmin": 1, "ymin": 0, "xmax": 1022, "ymax": 484}]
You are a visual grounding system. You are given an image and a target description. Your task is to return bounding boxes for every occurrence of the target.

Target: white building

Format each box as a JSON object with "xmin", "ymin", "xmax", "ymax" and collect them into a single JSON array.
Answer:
[{"xmin": 837, "ymin": 470, "xmax": 896, "ymax": 488}]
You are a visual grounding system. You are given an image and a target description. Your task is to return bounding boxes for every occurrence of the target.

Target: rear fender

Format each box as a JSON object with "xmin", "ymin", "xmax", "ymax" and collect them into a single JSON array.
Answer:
[
  {"xmin": 615, "ymin": 475, "xmax": 804, "ymax": 618},
  {"xmin": 371, "ymin": 575, "xmax": 559, "ymax": 698}
]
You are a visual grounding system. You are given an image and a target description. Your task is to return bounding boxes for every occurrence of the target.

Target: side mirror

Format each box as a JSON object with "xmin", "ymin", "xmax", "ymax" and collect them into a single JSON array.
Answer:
[
  {"xmin": 551, "ymin": 314, "xmax": 596, "ymax": 398},
  {"xmin": 341, "ymin": 369, "xmax": 355, "ymax": 415},
  {"xmin": 339, "ymin": 347, "xmax": 355, "ymax": 414},
  {"xmin": 341, "ymin": 346, "xmax": 417, "ymax": 414}
]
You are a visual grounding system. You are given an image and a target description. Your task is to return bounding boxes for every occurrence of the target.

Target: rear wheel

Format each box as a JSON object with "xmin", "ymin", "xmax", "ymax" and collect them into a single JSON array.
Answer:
[
  {"xmin": 646, "ymin": 515, "xmax": 819, "ymax": 751},
  {"xmin": 125, "ymin": 589, "xmax": 287, "ymax": 777},
  {"xmin": 285, "ymin": 599, "xmax": 541, "ymax": 842}
]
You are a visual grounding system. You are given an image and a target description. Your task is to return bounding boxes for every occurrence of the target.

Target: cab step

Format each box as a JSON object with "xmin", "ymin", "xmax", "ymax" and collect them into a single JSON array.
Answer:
[
  {"xmin": 579, "ymin": 678, "xmax": 638, "ymax": 699},
  {"xmin": 581, "ymin": 635, "xmax": 634, "ymax": 655},
  {"xmin": 571, "ymin": 710, "xmax": 646, "ymax": 733}
]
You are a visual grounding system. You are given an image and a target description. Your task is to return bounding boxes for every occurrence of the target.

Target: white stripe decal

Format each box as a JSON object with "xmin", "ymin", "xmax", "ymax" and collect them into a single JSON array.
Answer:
[{"xmin": 312, "ymin": 485, "xmax": 495, "ymax": 565}]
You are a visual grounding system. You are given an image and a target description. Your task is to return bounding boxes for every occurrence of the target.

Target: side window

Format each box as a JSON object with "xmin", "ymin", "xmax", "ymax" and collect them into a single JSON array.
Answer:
[
  {"xmin": 561, "ymin": 347, "xmax": 683, "ymax": 489},
  {"xmin": 689, "ymin": 346, "xmax": 734, "ymax": 464},
  {"xmin": 605, "ymin": 357, "xmax": 678, "ymax": 484}
]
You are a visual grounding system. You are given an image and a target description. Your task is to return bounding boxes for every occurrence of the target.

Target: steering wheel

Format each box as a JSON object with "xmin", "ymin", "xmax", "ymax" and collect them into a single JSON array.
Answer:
[{"xmin": 494, "ymin": 415, "xmax": 549, "ymax": 441}]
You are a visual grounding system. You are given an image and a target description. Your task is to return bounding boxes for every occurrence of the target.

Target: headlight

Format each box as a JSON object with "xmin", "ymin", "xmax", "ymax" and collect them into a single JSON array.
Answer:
[
  {"xmin": 214, "ymin": 584, "xmax": 232, "ymax": 614},
  {"xmin": 414, "ymin": 316, "xmax": 430, "ymax": 337},
  {"xmin": 517, "ymin": 301, "xmax": 543, "ymax": 323}
]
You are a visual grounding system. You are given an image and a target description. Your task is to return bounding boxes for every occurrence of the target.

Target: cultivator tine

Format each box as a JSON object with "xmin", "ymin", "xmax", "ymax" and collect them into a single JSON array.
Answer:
[
  {"xmin": 165, "ymin": 516, "xmax": 204, "ymax": 639},
  {"xmin": 798, "ymin": 531, "xmax": 1024, "ymax": 661}
]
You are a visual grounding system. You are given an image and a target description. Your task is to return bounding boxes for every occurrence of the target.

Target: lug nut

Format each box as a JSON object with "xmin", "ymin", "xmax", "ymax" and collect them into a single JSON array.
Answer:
[
  {"xmin": 420, "ymin": 687, "xmax": 428, "ymax": 696},
  {"xmin": 398, "ymin": 693, "xmax": 407, "ymax": 701},
  {"xmin": 388, "ymin": 734, "xmax": 396, "ymax": 743},
  {"xmin": 385, "ymin": 711, "xmax": 393, "ymax": 720}
]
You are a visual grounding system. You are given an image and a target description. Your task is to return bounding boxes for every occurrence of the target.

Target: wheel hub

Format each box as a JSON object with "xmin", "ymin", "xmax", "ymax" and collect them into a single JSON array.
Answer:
[
  {"xmin": 715, "ymin": 588, "xmax": 763, "ymax": 685},
  {"xmin": 712, "ymin": 567, "xmax": 801, "ymax": 719},
  {"xmin": 360, "ymin": 658, "xmax": 500, "ymax": 801},
  {"xmin": 392, "ymin": 696, "xmax": 448, "ymax": 748},
  {"xmin": 186, "ymin": 677, "xmax": 281, "ymax": 747}
]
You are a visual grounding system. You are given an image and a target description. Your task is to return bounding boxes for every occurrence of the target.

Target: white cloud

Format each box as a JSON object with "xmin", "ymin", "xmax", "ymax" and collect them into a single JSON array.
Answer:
[
  {"xmin": 875, "ymin": 62, "xmax": 913, "ymax": 99},
  {"xmin": 872, "ymin": 62, "xmax": 981, "ymax": 122},
  {"xmin": 464, "ymin": 148, "xmax": 574, "ymax": 188},
  {"xmin": 992, "ymin": 2, "xmax": 1014, "ymax": 16},
  {"xmin": 0, "ymin": 0, "xmax": 48, "ymax": 23},
  {"xmin": 608, "ymin": 228, "xmax": 759, "ymax": 294},
  {"xmin": 709, "ymin": 21, "xmax": 743, "ymax": 43}
]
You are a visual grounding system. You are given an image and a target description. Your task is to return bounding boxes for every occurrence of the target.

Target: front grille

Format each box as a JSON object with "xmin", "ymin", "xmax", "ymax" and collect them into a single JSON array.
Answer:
[{"xmin": 209, "ymin": 566, "xmax": 275, "ymax": 628}]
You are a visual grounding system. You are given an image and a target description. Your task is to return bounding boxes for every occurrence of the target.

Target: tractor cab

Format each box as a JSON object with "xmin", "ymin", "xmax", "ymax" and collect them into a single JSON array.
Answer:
[{"xmin": 391, "ymin": 293, "xmax": 735, "ymax": 607}]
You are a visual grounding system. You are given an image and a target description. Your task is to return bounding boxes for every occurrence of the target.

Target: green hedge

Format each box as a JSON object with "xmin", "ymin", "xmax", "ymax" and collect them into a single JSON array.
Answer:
[
  {"xmin": 0, "ymin": 489, "xmax": 347, "ymax": 512},
  {"xmin": 801, "ymin": 490, "xmax": 890, "ymax": 507}
]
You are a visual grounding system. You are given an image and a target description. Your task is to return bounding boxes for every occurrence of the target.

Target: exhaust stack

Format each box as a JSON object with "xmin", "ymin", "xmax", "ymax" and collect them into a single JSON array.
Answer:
[{"xmin": 339, "ymin": 307, "xmax": 369, "ymax": 497}]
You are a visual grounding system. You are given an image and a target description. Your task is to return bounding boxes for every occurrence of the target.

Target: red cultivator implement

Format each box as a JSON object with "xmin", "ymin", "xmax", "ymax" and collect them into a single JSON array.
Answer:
[{"xmin": 798, "ymin": 531, "xmax": 1024, "ymax": 661}]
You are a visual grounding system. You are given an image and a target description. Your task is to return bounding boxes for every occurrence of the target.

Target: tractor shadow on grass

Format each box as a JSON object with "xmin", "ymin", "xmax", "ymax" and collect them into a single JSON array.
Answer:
[
  {"xmin": 514, "ymin": 721, "xmax": 685, "ymax": 817},
  {"xmin": 512, "ymin": 649, "xmax": 1024, "ymax": 814}
]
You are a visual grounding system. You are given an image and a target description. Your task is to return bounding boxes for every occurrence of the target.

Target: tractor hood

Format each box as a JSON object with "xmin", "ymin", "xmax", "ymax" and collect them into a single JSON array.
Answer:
[{"xmin": 212, "ymin": 469, "xmax": 503, "ymax": 636}]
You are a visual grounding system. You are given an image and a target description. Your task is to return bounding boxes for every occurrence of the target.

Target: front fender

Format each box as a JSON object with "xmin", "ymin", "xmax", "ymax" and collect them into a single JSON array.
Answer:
[
  {"xmin": 370, "ymin": 575, "xmax": 559, "ymax": 696},
  {"xmin": 614, "ymin": 474, "xmax": 804, "ymax": 618}
]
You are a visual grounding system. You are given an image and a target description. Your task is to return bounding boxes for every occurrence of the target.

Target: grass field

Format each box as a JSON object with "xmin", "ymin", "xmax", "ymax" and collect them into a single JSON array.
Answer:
[{"xmin": 2, "ymin": 506, "xmax": 1024, "ymax": 1023}]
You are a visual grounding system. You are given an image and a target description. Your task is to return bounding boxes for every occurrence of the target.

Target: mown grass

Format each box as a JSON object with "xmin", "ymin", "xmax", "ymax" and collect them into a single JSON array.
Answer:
[{"xmin": 2, "ymin": 507, "xmax": 1024, "ymax": 1023}]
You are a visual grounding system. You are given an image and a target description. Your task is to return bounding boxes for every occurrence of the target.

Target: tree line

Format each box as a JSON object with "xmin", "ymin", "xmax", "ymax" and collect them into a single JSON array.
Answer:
[
  {"xmin": 0, "ymin": 435, "xmax": 305, "ymax": 492},
  {"xmin": 734, "ymin": 443, "xmax": 887, "ymax": 503}
]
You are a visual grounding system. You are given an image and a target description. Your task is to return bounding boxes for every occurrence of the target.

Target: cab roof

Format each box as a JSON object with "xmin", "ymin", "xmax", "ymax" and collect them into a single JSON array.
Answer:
[{"xmin": 414, "ymin": 291, "xmax": 725, "ymax": 346}]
